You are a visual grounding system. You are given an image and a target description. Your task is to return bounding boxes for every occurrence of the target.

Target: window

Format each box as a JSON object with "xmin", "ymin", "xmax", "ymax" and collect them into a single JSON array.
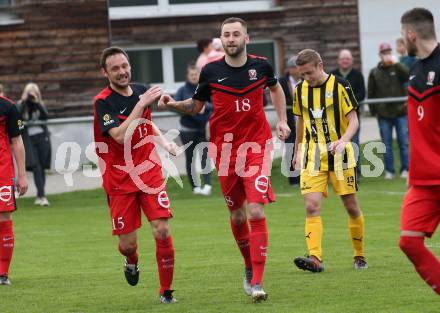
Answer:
[
  {"xmin": 109, "ymin": 0, "xmax": 275, "ymax": 20},
  {"xmin": 169, "ymin": 0, "xmax": 252, "ymax": 3},
  {"xmin": 172, "ymin": 47, "xmax": 199, "ymax": 82},
  {"xmin": 125, "ymin": 41, "xmax": 277, "ymax": 93},
  {"xmin": 248, "ymin": 42, "xmax": 275, "ymax": 68},
  {"xmin": 0, "ymin": 2, "xmax": 24, "ymax": 26},
  {"xmin": 0, "ymin": 0, "xmax": 12, "ymax": 6},
  {"xmin": 109, "ymin": 0, "xmax": 157, "ymax": 6},
  {"xmin": 127, "ymin": 49, "xmax": 163, "ymax": 84}
]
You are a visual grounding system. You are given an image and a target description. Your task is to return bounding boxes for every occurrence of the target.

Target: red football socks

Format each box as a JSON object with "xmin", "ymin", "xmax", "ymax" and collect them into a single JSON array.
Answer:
[
  {"xmin": 118, "ymin": 243, "xmax": 138, "ymax": 265},
  {"xmin": 0, "ymin": 220, "xmax": 14, "ymax": 276},
  {"xmin": 230, "ymin": 218, "xmax": 252, "ymax": 268},
  {"xmin": 156, "ymin": 236, "xmax": 174, "ymax": 294},
  {"xmin": 249, "ymin": 217, "xmax": 268, "ymax": 286},
  {"xmin": 400, "ymin": 236, "xmax": 440, "ymax": 295}
]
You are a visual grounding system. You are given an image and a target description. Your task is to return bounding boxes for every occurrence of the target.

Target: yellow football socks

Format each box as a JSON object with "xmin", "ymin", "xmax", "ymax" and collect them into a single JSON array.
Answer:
[
  {"xmin": 348, "ymin": 214, "xmax": 365, "ymax": 257},
  {"xmin": 305, "ymin": 216, "xmax": 323, "ymax": 261}
]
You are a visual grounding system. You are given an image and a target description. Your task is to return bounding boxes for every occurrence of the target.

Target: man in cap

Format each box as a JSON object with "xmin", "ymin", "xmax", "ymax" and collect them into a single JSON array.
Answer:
[
  {"xmin": 331, "ymin": 49, "xmax": 365, "ymax": 180},
  {"xmin": 368, "ymin": 42, "xmax": 409, "ymax": 180}
]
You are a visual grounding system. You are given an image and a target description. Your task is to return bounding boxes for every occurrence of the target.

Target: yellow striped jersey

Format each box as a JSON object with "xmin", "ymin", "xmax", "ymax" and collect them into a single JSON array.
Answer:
[{"xmin": 293, "ymin": 74, "xmax": 358, "ymax": 171}]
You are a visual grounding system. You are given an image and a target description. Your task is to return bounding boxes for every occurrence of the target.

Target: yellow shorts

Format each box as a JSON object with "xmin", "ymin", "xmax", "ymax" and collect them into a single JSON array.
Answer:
[{"xmin": 300, "ymin": 167, "xmax": 358, "ymax": 197}]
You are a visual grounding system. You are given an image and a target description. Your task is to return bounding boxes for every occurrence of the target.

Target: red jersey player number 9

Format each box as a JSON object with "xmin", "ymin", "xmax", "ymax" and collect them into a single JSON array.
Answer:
[{"xmin": 417, "ymin": 105, "xmax": 424, "ymax": 121}]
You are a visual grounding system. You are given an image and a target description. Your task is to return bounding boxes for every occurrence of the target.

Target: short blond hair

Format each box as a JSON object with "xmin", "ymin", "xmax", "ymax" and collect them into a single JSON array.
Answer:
[{"xmin": 296, "ymin": 49, "xmax": 322, "ymax": 66}]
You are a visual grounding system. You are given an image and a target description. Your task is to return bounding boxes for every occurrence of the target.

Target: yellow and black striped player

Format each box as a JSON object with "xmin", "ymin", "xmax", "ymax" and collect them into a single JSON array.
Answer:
[
  {"xmin": 292, "ymin": 49, "xmax": 367, "ymax": 272},
  {"xmin": 294, "ymin": 66, "xmax": 358, "ymax": 181}
]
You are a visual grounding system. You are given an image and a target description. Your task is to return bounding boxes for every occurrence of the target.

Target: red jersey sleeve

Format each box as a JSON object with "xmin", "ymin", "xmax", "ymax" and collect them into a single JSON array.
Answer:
[{"xmin": 95, "ymin": 99, "xmax": 121, "ymax": 136}]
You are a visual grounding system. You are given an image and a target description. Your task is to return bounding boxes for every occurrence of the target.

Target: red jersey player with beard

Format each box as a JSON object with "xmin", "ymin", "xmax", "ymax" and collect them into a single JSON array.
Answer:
[
  {"xmin": 94, "ymin": 47, "xmax": 178, "ymax": 303},
  {"xmin": 159, "ymin": 17, "xmax": 290, "ymax": 302},
  {"xmin": 399, "ymin": 8, "xmax": 440, "ymax": 295},
  {"xmin": 0, "ymin": 94, "xmax": 27, "ymax": 286}
]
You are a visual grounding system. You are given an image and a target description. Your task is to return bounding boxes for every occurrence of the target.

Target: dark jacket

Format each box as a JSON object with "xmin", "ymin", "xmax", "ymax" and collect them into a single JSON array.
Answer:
[
  {"xmin": 175, "ymin": 81, "xmax": 212, "ymax": 131},
  {"xmin": 331, "ymin": 68, "xmax": 366, "ymax": 103},
  {"xmin": 367, "ymin": 62, "xmax": 409, "ymax": 118},
  {"xmin": 399, "ymin": 55, "xmax": 417, "ymax": 71},
  {"xmin": 279, "ymin": 74, "xmax": 296, "ymax": 132},
  {"xmin": 16, "ymin": 99, "xmax": 51, "ymax": 170}
]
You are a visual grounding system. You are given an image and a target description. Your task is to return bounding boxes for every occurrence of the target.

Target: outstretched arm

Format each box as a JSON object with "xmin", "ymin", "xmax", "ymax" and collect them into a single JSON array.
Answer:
[
  {"xmin": 158, "ymin": 95, "xmax": 205, "ymax": 116},
  {"xmin": 108, "ymin": 86, "xmax": 162, "ymax": 144}
]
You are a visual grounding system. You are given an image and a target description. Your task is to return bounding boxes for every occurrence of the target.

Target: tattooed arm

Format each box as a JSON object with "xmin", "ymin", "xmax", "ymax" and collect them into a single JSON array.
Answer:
[{"xmin": 158, "ymin": 95, "xmax": 205, "ymax": 116}]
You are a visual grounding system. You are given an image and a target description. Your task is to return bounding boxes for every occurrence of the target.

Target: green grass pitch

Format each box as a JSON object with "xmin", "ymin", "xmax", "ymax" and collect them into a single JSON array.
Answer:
[{"xmin": 2, "ymin": 160, "xmax": 439, "ymax": 313}]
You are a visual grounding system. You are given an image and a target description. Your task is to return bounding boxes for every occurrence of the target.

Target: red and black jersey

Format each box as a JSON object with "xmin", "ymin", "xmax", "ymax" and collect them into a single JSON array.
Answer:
[
  {"xmin": 93, "ymin": 83, "xmax": 162, "ymax": 195},
  {"xmin": 407, "ymin": 44, "xmax": 440, "ymax": 186},
  {"xmin": 193, "ymin": 54, "xmax": 277, "ymax": 163},
  {"xmin": 0, "ymin": 96, "xmax": 23, "ymax": 186}
]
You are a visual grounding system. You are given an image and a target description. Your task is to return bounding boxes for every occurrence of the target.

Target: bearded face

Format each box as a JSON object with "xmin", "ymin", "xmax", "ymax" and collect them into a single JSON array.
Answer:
[
  {"xmin": 401, "ymin": 25, "xmax": 418, "ymax": 57},
  {"xmin": 221, "ymin": 22, "xmax": 249, "ymax": 58},
  {"xmin": 103, "ymin": 54, "xmax": 132, "ymax": 89}
]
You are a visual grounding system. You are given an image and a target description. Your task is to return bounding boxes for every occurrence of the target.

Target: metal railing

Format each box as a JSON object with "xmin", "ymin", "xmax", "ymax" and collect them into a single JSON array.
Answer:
[{"xmin": 26, "ymin": 96, "xmax": 407, "ymax": 126}]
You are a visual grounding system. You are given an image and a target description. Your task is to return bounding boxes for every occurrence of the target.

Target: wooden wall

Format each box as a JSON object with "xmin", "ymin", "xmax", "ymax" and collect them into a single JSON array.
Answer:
[
  {"xmin": 0, "ymin": 0, "xmax": 110, "ymax": 117},
  {"xmin": 111, "ymin": 0, "xmax": 361, "ymax": 75},
  {"xmin": 0, "ymin": 0, "xmax": 360, "ymax": 117}
]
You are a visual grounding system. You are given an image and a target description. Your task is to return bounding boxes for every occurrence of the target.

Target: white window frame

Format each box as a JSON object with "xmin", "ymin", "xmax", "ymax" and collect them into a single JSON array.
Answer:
[
  {"xmin": 125, "ymin": 39, "xmax": 278, "ymax": 94},
  {"xmin": 0, "ymin": 1, "xmax": 25, "ymax": 26},
  {"xmin": 109, "ymin": 0, "xmax": 277, "ymax": 20}
]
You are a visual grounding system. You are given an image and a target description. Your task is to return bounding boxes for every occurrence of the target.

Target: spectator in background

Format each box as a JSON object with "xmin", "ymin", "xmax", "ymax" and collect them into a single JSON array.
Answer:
[
  {"xmin": 396, "ymin": 37, "xmax": 417, "ymax": 95},
  {"xmin": 175, "ymin": 63, "xmax": 212, "ymax": 195},
  {"xmin": 279, "ymin": 55, "xmax": 300, "ymax": 185},
  {"xmin": 17, "ymin": 83, "xmax": 51, "ymax": 206},
  {"xmin": 396, "ymin": 37, "xmax": 417, "ymax": 70},
  {"xmin": 0, "ymin": 84, "xmax": 4, "ymax": 97},
  {"xmin": 331, "ymin": 49, "xmax": 365, "ymax": 180},
  {"xmin": 368, "ymin": 43, "xmax": 409, "ymax": 180},
  {"xmin": 207, "ymin": 38, "xmax": 225, "ymax": 63},
  {"xmin": 195, "ymin": 38, "xmax": 213, "ymax": 70}
]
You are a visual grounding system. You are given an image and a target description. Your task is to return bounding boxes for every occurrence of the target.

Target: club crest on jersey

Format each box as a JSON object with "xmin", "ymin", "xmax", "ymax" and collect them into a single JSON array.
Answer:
[
  {"xmin": 325, "ymin": 91, "xmax": 333, "ymax": 98},
  {"xmin": 310, "ymin": 108, "xmax": 324, "ymax": 119},
  {"xmin": 427, "ymin": 71, "xmax": 435, "ymax": 86},
  {"xmin": 0, "ymin": 186, "xmax": 12, "ymax": 202},
  {"xmin": 255, "ymin": 175, "xmax": 269, "ymax": 193},
  {"xmin": 103, "ymin": 114, "xmax": 115, "ymax": 126},
  {"xmin": 158, "ymin": 191, "xmax": 170, "ymax": 209},
  {"xmin": 17, "ymin": 119, "xmax": 24, "ymax": 130},
  {"xmin": 248, "ymin": 69, "xmax": 257, "ymax": 81}
]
